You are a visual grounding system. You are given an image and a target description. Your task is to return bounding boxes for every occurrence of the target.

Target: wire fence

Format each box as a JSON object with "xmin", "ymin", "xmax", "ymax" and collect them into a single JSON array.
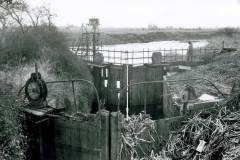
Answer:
[{"xmin": 73, "ymin": 47, "xmax": 221, "ymax": 65}]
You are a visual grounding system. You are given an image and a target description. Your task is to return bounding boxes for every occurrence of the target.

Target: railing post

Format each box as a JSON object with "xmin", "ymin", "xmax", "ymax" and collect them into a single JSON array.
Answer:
[
  {"xmin": 144, "ymin": 83, "xmax": 147, "ymax": 116},
  {"xmin": 143, "ymin": 48, "xmax": 145, "ymax": 64},
  {"xmin": 204, "ymin": 48, "xmax": 207, "ymax": 61},
  {"xmin": 132, "ymin": 49, "xmax": 134, "ymax": 65},
  {"xmin": 147, "ymin": 48, "xmax": 150, "ymax": 64},
  {"xmin": 175, "ymin": 49, "xmax": 177, "ymax": 62},
  {"xmin": 182, "ymin": 48, "xmax": 184, "ymax": 62},
  {"xmin": 71, "ymin": 81, "xmax": 77, "ymax": 113},
  {"xmin": 114, "ymin": 48, "xmax": 116, "ymax": 64},
  {"xmin": 170, "ymin": 48, "xmax": 172, "ymax": 62},
  {"xmin": 126, "ymin": 51, "xmax": 129, "ymax": 120},
  {"xmin": 164, "ymin": 48, "xmax": 165, "ymax": 62},
  {"xmin": 108, "ymin": 49, "xmax": 110, "ymax": 64},
  {"xmin": 120, "ymin": 51, "xmax": 122, "ymax": 65},
  {"xmin": 200, "ymin": 48, "xmax": 202, "ymax": 62},
  {"xmin": 143, "ymin": 49, "xmax": 144, "ymax": 65}
]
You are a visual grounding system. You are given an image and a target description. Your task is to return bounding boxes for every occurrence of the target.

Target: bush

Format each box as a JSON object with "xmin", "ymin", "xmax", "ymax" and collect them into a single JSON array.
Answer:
[
  {"xmin": 217, "ymin": 27, "xmax": 239, "ymax": 37},
  {"xmin": 0, "ymin": 24, "xmax": 93, "ymax": 159},
  {"xmin": 0, "ymin": 80, "xmax": 27, "ymax": 160}
]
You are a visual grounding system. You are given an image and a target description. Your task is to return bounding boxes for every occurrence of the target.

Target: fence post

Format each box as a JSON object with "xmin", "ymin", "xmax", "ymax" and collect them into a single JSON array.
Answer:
[
  {"xmin": 204, "ymin": 48, "xmax": 207, "ymax": 61},
  {"xmin": 108, "ymin": 49, "xmax": 110, "ymax": 64},
  {"xmin": 175, "ymin": 49, "xmax": 177, "ymax": 62},
  {"xmin": 147, "ymin": 48, "xmax": 150, "ymax": 64},
  {"xmin": 120, "ymin": 51, "xmax": 122, "ymax": 65},
  {"xmin": 164, "ymin": 48, "xmax": 165, "ymax": 62},
  {"xmin": 170, "ymin": 48, "xmax": 172, "ymax": 62},
  {"xmin": 182, "ymin": 48, "xmax": 184, "ymax": 62},
  {"xmin": 143, "ymin": 49, "xmax": 144, "ymax": 65},
  {"xmin": 144, "ymin": 83, "xmax": 147, "ymax": 116},
  {"xmin": 114, "ymin": 49, "xmax": 116, "ymax": 64},
  {"xmin": 200, "ymin": 48, "xmax": 202, "ymax": 62},
  {"xmin": 126, "ymin": 51, "xmax": 129, "ymax": 120},
  {"xmin": 71, "ymin": 81, "xmax": 77, "ymax": 113},
  {"xmin": 142, "ymin": 48, "xmax": 144, "ymax": 64},
  {"xmin": 132, "ymin": 49, "xmax": 134, "ymax": 65}
]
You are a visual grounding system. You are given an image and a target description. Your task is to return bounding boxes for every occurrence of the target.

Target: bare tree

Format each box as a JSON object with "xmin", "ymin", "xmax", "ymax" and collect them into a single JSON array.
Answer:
[
  {"xmin": 0, "ymin": 10, "xmax": 8, "ymax": 30},
  {"xmin": 25, "ymin": 5, "xmax": 56, "ymax": 30},
  {"xmin": 0, "ymin": 0, "xmax": 12, "ymax": 4},
  {"xmin": 41, "ymin": 6, "xmax": 56, "ymax": 29},
  {"xmin": 0, "ymin": 0, "xmax": 27, "ymax": 34},
  {"xmin": 25, "ymin": 6, "xmax": 47, "ymax": 27},
  {"xmin": 0, "ymin": 0, "xmax": 57, "ymax": 34}
]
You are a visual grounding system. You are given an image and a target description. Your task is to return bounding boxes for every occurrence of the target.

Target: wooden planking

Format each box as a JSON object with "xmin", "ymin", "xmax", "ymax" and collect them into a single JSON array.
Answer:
[{"xmin": 37, "ymin": 112, "xmax": 111, "ymax": 160}]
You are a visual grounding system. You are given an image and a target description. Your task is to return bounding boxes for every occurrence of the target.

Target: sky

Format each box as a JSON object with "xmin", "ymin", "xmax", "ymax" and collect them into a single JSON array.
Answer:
[{"xmin": 26, "ymin": 0, "xmax": 240, "ymax": 28}]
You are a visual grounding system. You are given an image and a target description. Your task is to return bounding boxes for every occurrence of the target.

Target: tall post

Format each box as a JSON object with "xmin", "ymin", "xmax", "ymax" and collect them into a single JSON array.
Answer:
[
  {"xmin": 89, "ymin": 18, "xmax": 99, "ymax": 59},
  {"xmin": 92, "ymin": 26, "xmax": 96, "ymax": 57},
  {"xmin": 72, "ymin": 81, "xmax": 77, "ymax": 112},
  {"xmin": 35, "ymin": 62, "xmax": 38, "ymax": 74},
  {"xmin": 144, "ymin": 83, "xmax": 147, "ymax": 116},
  {"xmin": 148, "ymin": 48, "xmax": 149, "ymax": 64},
  {"xmin": 164, "ymin": 48, "xmax": 166, "ymax": 62},
  {"xmin": 143, "ymin": 49, "xmax": 144, "ymax": 65},
  {"xmin": 114, "ymin": 49, "xmax": 116, "ymax": 64},
  {"xmin": 132, "ymin": 49, "xmax": 134, "ymax": 65},
  {"xmin": 126, "ymin": 51, "xmax": 129, "ymax": 120}
]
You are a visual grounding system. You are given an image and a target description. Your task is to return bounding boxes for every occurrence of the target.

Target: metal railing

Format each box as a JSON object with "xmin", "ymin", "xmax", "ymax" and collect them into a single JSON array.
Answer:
[
  {"xmin": 46, "ymin": 79, "xmax": 100, "ymax": 112},
  {"xmin": 73, "ymin": 47, "xmax": 220, "ymax": 66},
  {"xmin": 117, "ymin": 78, "xmax": 226, "ymax": 117}
]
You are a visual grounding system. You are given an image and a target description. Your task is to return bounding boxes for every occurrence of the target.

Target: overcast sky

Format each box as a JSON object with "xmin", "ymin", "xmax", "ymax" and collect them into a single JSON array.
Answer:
[{"xmin": 27, "ymin": 0, "xmax": 240, "ymax": 28}]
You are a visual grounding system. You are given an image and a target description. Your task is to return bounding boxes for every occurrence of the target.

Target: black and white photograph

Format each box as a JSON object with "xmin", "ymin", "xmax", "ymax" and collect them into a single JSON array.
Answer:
[{"xmin": 1, "ymin": 0, "xmax": 240, "ymax": 159}]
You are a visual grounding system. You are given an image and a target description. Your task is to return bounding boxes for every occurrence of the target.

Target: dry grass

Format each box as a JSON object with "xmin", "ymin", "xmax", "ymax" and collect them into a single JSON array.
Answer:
[
  {"xmin": 120, "ymin": 113, "xmax": 165, "ymax": 160},
  {"xmin": 165, "ymin": 94, "xmax": 240, "ymax": 160}
]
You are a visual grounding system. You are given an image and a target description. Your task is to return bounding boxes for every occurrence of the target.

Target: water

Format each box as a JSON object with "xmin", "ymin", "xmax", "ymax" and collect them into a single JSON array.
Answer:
[{"xmin": 102, "ymin": 40, "xmax": 208, "ymax": 51}]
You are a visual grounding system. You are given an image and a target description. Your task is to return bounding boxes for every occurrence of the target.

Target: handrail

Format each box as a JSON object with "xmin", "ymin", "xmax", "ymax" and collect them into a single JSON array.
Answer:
[
  {"xmin": 75, "ymin": 47, "xmax": 221, "ymax": 65},
  {"xmin": 19, "ymin": 79, "xmax": 100, "ymax": 112},
  {"xmin": 117, "ymin": 78, "xmax": 226, "ymax": 112},
  {"xmin": 46, "ymin": 79, "xmax": 100, "ymax": 112}
]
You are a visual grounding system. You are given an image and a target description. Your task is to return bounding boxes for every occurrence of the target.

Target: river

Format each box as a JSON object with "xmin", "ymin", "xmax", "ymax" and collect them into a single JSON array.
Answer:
[{"xmin": 102, "ymin": 40, "xmax": 208, "ymax": 51}]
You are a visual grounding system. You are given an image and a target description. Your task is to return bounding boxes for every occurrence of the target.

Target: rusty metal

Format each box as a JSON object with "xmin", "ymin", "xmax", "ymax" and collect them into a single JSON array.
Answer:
[
  {"xmin": 46, "ymin": 79, "xmax": 101, "ymax": 111},
  {"xmin": 19, "ymin": 78, "xmax": 100, "ymax": 111}
]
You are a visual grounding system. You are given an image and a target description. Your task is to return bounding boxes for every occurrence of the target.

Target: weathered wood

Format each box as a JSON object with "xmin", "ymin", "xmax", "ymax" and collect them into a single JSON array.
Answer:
[
  {"xmin": 33, "ymin": 111, "xmax": 113, "ymax": 160},
  {"xmin": 110, "ymin": 112, "xmax": 123, "ymax": 160},
  {"xmin": 155, "ymin": 116, "xmax": 186, "ymax": 139}
]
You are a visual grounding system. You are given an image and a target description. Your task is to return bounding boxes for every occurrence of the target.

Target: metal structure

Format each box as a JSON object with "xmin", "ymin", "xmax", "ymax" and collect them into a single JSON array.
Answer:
[
  {"xmin": 117, "ymin": 78, "xmax": 226, "ymax": 115},
  {"xmin": 89, "ymin": 18, "xmax": 100, "ymax": 57},
  {"xmin": 75, "ymin": 47, "xmax": 220, "ymax": 66},
  {"xmin": 46, "ymin": 79, "xmax": 100, "ymax": 112},
  {"xmin": 24, "ymin": 72, "xmax": 48, "ymax": 107},
  {"xmin": 73, "ymin": 18, "xmax": 101, "ymax": 60}
]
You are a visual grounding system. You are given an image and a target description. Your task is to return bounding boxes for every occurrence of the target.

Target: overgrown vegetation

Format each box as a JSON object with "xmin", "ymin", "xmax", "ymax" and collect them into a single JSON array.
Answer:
[
  {"xmin": 0, "ymin": 0, "xmax": 93, "ymax": 159},
  {"xmin": 165, "ymin": 94, "xmax": 240, "ymax": 160},
  {"xmin": 120, "ymin": 113, "xmax": 165, "ymax": 160},
  {"xmin": 122, "ymin": 93, "xmax": 240, "ymax": 160},
  {"xmin": 0, "ymin": 80, "xmax": 27, "ymax": 160}
]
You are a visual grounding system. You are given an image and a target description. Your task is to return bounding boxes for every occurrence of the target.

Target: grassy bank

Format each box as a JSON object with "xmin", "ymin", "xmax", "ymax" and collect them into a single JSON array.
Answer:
[
  {"xmin": 0, "ymin": 25, "xmax": 93, "ymax": 159},
  {"xmin": 167, "ymin": 50, "xmax": 240, "ymax": 100}
]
